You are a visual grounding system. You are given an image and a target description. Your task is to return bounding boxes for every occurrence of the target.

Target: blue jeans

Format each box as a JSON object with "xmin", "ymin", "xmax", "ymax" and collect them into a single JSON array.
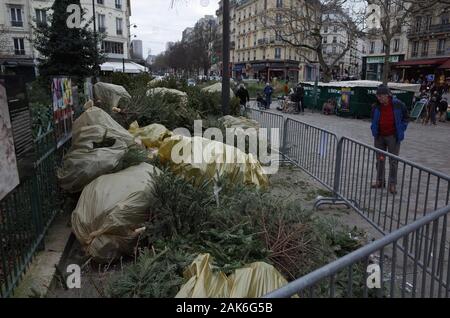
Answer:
[{"xmin": 265, "ymin": 95, "xmax": 272, "ymax": 109}]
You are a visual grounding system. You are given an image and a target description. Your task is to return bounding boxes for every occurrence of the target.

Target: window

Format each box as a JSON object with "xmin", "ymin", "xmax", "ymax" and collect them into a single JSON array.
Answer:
[
  {"xmin": 275, "ymin": 47, "xmax": 281, "ymax": 59},
  {"xmin": 35, "ymin": 9, "xmax": 47, "ymax": 25},
  {"xmin": 276, "ymin": 0, "xmax": 283, "ymax": 8},
  {"xmin": 381, "ymin": 44, "xmax": 385, "ymax": 53},
  {"xmin": 116, "ymin": 18, "xmax": 123, "ymax": 35},
  {"xmin": 275, "ymin": 32, "xmax": 282, "ymax": 41},
  {"xmin": 97, "ymin": 0, "xmax": 104, "ymax": 5},
  {"xmin": 370, "ymin": 41, "xmax": 375, "ymax": 53},
  {"xmin": 415, "ymin": 16, "xmax": 422, "ymax": 31},
  {"xmin": 247, "ymin": 51, "xmax": 250, "ymax": 61},
  {"xmin": 333, "ymin": 36, "xmax": 337, "ymax": 43},
  {"xmin": 276, "ymin": 14, "xmax": 282, "ymax": 24},
  {"xmin": 333, "ymin": 26, "xmax": 337, "ymax": 32},
  {"xmin": 425, "ymin": 15, "xmax": 432, "ymax": 30},
  {"xmin": 102, "ymin": 41, "xmax": 124, "ymax": 54},
  {"xmin": 393, "ymin": 39, "xmax": 400, "ymax": 52},
  {"xmin": 332, "ymin": 46, "xmax": 336, "ymax": 54},
  {"xmin": 254, "ymin": 50, "xmax": 256, "ymax": 60},
  {"xmin": 98, "ymin": 14, "xmax": 106, "ymax": 32},
  {"xmin": 264, "ymin": 0, "xmax": 267, "ymax": 10},
  {"xmin": 10, "ymin": 6, "xmax": 23, "ymax": 27},
  {"xmin": 323, "ymin": 36, "xmax": 328, "ymax": 44},
  {"xmin": 324, "ymin": 26, "xmax": 328, "ymax": 33},
  {"xmin": 422, "ymin": 40, "xmax": 429, "ymax": 56},
  {"xmin": 438, "ymin": 39, "xmax": 446, "ymax": 55},
  {"xmin": 442, "ymin": 15, "xmax": 450, "ymax": 25},
  {"xmin": 13, "ymin": 38, "xmax": 25, "ymax": 55},
  {"xmin": 412, "ymin": 41, "xmax": 419, "ymax": 56},
  {"xmin": 115, "ymin": 0, "xmax": 122, "ymax": 9}
]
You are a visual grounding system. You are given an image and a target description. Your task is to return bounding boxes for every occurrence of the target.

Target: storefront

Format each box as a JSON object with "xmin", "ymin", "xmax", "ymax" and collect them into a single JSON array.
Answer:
[
  {"xmin": 238, "ymin": 61, "xmax": 300, "ymax": 83},
  {"xmin": 362, "ymin": 55, "xmax": 404, "ymax": 81},
  {"xmin": 391, "ymin": 58, "xmax": 450, "ymax": 84}
]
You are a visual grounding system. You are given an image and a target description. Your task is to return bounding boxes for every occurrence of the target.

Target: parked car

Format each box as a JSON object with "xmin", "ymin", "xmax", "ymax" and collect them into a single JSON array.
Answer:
[{"xmin": 187, "ymin": 78, "xmax": 196, "ymax": 87}]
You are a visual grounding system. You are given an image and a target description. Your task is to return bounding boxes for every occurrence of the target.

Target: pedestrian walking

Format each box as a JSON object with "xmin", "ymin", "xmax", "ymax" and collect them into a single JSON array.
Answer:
[
  {"xmin": 264, "ymin": 82, "xmax": 273, "ymax": 109},
  {"xmin": 236, "ymin": 84, "xmax": 250, "ymax": 115},
  {"xmin": 371, "ymin": 85, "xmax": 409, "ymax": 194},
  {"xmin": 439, "ymin": 97, "xmax": 448, "ymax": 122}
]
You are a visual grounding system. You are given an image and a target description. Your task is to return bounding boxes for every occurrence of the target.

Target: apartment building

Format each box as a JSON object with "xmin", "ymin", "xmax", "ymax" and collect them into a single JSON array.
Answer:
[
  {"xmin": 321, "ymin": 13, "xmax": 363, "ymax": 79},
  {"xmin": 0, "ymin": 0, "xmax": 134, "ymax": 78},
  {"xmin": 217, "ymin": 0, "xmax": 319, "ymax": 83},
  {"xmin": 392, "ymin": 3, "xmax": 450, "ymax": 85},
  {"xmin": 361, "ymin": 1, "xmax": 408, "ymax": 81}
]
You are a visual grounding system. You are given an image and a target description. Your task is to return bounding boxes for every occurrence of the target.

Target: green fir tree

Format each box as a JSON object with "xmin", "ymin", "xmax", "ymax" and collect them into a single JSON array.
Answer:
[{"xmin": 32, "ymin": 0, "xmax": 105, "ymax": 80}]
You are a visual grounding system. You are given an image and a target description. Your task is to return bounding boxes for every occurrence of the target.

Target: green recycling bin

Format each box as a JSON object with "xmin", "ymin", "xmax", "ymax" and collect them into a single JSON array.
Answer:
[{"xmin": 300, "ymin": 81, "xmax": 419, "ymax": 118}]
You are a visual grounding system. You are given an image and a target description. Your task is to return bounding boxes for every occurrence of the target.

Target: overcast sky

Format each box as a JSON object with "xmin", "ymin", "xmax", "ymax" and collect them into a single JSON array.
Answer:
[{"xmin": 130, "ymin": 0, "xmax": 220, "ymax": 57}]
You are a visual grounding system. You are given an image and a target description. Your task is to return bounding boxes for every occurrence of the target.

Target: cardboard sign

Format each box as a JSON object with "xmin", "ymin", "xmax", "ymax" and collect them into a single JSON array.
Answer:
[{"xmin": 0, "ymin": 80, "xmax": 20, "ymax": 200}]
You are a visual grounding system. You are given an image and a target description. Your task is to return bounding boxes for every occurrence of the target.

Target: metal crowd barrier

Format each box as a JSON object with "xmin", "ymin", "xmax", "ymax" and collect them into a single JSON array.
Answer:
[{"xmin": 245, "ymin": 107, "xmax": 450, "ymax": 298}]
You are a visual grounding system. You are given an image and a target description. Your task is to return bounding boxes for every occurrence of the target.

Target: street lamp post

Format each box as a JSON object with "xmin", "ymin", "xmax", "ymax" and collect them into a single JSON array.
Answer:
[
  {"xmin": 92, "ymin": 0, "xmax": 98, "ymax": 81},
  {"xmin": 221, "ymin": 0, "xmax": 230, "ymax": 115}
]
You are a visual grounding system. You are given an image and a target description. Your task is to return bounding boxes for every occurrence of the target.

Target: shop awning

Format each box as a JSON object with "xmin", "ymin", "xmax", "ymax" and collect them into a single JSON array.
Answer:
[
  {"xmin": 438, "ymin": 59, "xmax": 450, "ymax": 69},
  {"xmin": 392, "ymin": 58, "xmax": 449, "ymax": 68},
  {"xmin": 100, "ymin": 61, "xmax": 147, "ymax": 73}
]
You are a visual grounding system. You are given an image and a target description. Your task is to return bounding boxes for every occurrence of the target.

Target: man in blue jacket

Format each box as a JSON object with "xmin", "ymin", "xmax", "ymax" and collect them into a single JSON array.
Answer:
[{"xmin": 371, "ymin": 84, "xmax": 409, "ymax": 194}]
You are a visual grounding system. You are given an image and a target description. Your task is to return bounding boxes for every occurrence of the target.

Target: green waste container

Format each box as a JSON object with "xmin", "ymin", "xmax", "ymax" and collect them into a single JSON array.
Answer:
[{"xmin": 301, "ymin": 81, "xmax": 419, "ymax": 118}]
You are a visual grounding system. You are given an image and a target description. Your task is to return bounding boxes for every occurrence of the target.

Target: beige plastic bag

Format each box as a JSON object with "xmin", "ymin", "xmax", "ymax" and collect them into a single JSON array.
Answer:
[
  {"xmin": 71, "ymin": 163, "xmax": 161, "ymax": 263},
  {"xmin": 58, "ymin": 106, "xmax": 136, "ymax": 192},
  {"xmin": 176, "ymin": 254, "xmax": 288, "ymax": 298},
  {"xmin": 157, "ymin": 135, "xmax": 269, "ymax": 188},
  {"xmin": 128, "ymin": 121, "xmax": 173, "ymax": 149},
  {"xmin": 72, "ymin": 106, "xmax": 135, "ymax": 147},
  {"xmin": 202, "ymin": 83, "xmax": 235, "ymax": 98},
  {"xmin": 94, "ymin": 82, "xmax": 131, "ymax": 110}
]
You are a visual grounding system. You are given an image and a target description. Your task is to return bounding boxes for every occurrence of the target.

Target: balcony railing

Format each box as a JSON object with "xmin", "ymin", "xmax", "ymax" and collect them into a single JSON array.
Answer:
[
  {"xmin": 11, "ymin": 20, "xmax": 23, "ymax": 27},
  {"xmin": 436, "ymin": 50, "xmax": 446, "ymax": 56},
  {"xmin": 117, "ymin": 30, "xmax": 123, "ymax": 35},
  {"xmin": 14, "ymin": 49, "xmax": 25, "ymax": 55},
  {"xmin": 98, "ymin": 27, "xmax": 106, "ymax": 33},
  {"xmin": 408, "ymin": 23, "xmax": 450, "ymax": 36}
]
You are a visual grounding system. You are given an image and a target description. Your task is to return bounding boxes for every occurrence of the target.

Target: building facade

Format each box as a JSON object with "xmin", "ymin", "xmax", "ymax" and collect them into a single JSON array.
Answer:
[
  {"xmin": 391, "ymin": 3, "xmax": 450, "ymax": 85},
  {"xmin": 361, "ymin": 1, "xmax": 408, "ymax": 81},
  {"xmin": 0, "ymin": 0, "xmax": 132, "ymax": 78},
  {"xmin": 131, "ymin": 39, "xmax": 143, "ymax": 60},
  {"xmin": 217, "ymin": 0, "xmax": 319, "ymax": 83},
  {"xmin": 320, "ymin": 13, "xmax": 363, "ymax": 80}
]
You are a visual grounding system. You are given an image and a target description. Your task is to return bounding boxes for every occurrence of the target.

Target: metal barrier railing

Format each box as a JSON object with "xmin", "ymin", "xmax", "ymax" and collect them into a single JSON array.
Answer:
[
  {"xmin": 246, "ymin": 107, "xmax": 450, "ymax": 298},
  {"xmin": 333, "ymin": 137, "xmax": 450, "ymax": 236},
  {"xmin": 0, "ymin": 129, "xmax": 66, "ymax": 298},
  {"xmin": 282, "ymin": 118, "xmax": 338, "ymax": 192},
  {"xmin": 264, "ymin": 205, "xmax": 450, "ymax": 298}
]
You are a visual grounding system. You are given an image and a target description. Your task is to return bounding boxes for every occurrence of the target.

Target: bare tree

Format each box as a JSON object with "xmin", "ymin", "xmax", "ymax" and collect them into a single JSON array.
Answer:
[
  {"xmin": 366, "ymin": 0, "xmax": 440, "ymax": 84},
  {"xmin": 259, "ymin": 0, "xmax": 365, "ymax": 82}
]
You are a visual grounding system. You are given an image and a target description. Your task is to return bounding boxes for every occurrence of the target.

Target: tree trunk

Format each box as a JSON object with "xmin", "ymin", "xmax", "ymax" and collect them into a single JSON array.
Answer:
[
  {"xmin": 382, "ymin": 43, "xmax": 391, "ymax": 85},
  {"xmin": 322, "ymin": 68, "xmax": 332, "ymax": 83}
]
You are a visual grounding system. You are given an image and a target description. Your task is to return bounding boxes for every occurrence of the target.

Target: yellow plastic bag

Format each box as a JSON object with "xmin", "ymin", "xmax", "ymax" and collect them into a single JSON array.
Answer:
[
  {"xmin": 128, "ymin": 121, "xmax": 173, "ymax": 149},
  {"xmin": 157, "ymin": 135, "xmax": 269, "ymax": 188},
  {"xmin": 176, "ymin": 254, "xmax": 288, "ymax": 298},
  {"xmin": 71, "ymin": 163, "xmax": 161, "ymax": 263}
]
